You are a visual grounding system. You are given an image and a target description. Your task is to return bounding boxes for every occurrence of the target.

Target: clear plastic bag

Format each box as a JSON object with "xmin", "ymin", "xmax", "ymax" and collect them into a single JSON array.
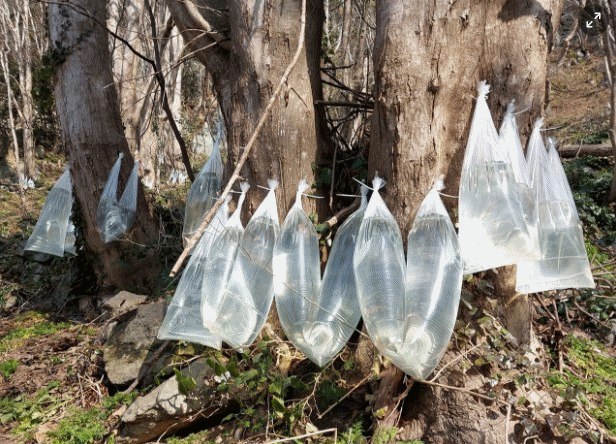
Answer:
[
  {"xmin": 499, "ymin": 102, "xmax": 538, "ymax": 244},
  {"xmin": 303, "ymin": 184, "xmax": 368, "ymax": 366},
  {"xmin": 398, "ymin": 179, "xmax": 463, "ymax": 380},
  {"xmin": 212, "ymin": 180, "xmax": 280, "ymax": 349},
  {"xmin": 353, "ymin": 176, "xmax": 407, "ymax": 358},
  {"xmin": 25, "ymin": 167, "xmax": 73, "ymax": 257},
  {"xmin": 183, "ymin": 122, "xmax": 224, "ymax": 246},
  {"xmin": 458, "ymin": 82, "xmax": 537, "ymax": 273},
  {"xmin": 157, "ymin": 195, "xmax": 231, "ymax": 348},
  {"xmin": 516, "ymin": 121, "xmax": 594, "ymax": 293},
  {"xmin": 201, "ymin": 182, "xmax": 250, "ymax": 330},
  {"xmin": 272, "ymin": 180, "xmax": 322, "ymax": 362},
  {"xmin": 97, "ymin": 153, "xmax": 139, "ymax": 243}
]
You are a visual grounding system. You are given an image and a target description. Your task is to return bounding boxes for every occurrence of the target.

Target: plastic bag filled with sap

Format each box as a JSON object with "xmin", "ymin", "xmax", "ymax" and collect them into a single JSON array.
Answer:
[
  {"xmin": 25, "ymin": 167, "xmax": 73, "ymax": 257},
  {"xmin": 272, "ymin": 180, "xmax": 322, "ymax": 362},
  {"xmin": 157, "ymin": 195, "xmax": 231, "ymax": 348},
  {"xmin": 298, "ymin": 183, "xmax": 368, "ymax": 366},
  {"xmin": 182, "ymin": 120, "xmax": 224, "ymax": 247},
  {"xmin": 458, "ymin": 82, "xmax": 538, "ymax": 273},
  {"xmin": 201, "ymin": 182, "xmax": 250, "ymax": 334},
  {"xmin": 96, "ymin": 153, "xmax": 139, "ymax": 243},
  {"xmin": 353, "ymin": 176, "xmax": 407, "ymax": 363},
  {"xmin": 516, "ymin": 121, "xmax": 594, "ymax": 293},
  {"xmin": 398, "ymin": 178, "xmax": 463, "ymax": 380},
  {"xmin": 212, "ymin": 180, "xmax": 281, "ymax": 350},
  {"xmin": 498, "ymin": 101, "xmax": 539, "ymax": 248}
]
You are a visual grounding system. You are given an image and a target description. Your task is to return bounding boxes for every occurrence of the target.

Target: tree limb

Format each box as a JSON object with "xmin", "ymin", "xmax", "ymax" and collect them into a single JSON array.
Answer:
[
  {"xmin": 169, "ymin": 0, "xmax": 308, "ymax": 277},
  {"xmin": 144, "ymin": 0, "xmax": 194, "ymax": 182}
]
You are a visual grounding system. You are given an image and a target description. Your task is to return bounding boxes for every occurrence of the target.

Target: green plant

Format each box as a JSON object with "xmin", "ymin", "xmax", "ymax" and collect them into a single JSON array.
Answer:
[
  {"xmin": 0, "ymin": 312, "xmax": 72, "ymax": 353},
  {"xmin": 48, "ymin": 407, "xmax": 107, "ymax": 444},
  {"xmin": 372, "ymin": 426, "xmax": 398, "ymax": 444},
  {"xmin": 0, "ymin": 359, "xmax": 18, "ymax": 380},
  {"xmin": 339, "ymin": 421, "xmax": 365, "ymax": 444}
]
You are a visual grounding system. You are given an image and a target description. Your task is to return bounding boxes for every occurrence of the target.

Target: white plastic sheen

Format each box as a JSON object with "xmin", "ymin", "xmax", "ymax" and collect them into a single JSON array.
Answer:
[
  {"xmin": 398, "ymin": 181, "xmax": 463, "ymax": 380},
  {"xmin": 273, "ymin": 180, "xmax": 322, "ymax": 363},
  {"xmin": 97, "ymin": 153, "xmax": 139, "ymax": 243},
  {"xmin": 298, "ymin": 184, "xmax": 368, "ymax": 366},
  {"xmin": 516, "ymin": 123, "xmax": 594, "ymax": 293},
  {"xmin": 458, "ymin": 82, "xmax": 537, "ymax": 273},
  {"xmin": 182, "ymin": 122, "xmax": 224, "ymax": 246},
  {"xmin": 353, "ymin": 176, "xmax": 407, "ymax": 360},
  {"xmin": 212, "ymin": 180, "xmax": 281, "ymax": 349},
  {"xmin": 157, "ymin": 196, "xmax": 231, "ymax": 348},
  {"xmin": 201, "ymin": 182, "xmax": 250, "ymax": 331},
  {"xmin": 25, "ymin": 168, "xmax": 73, "ymax": 257}
]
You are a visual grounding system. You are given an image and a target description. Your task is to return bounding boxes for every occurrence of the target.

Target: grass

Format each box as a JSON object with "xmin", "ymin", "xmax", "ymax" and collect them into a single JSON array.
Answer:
[
  {"xmin": 0, "ymin": 311, "xmax": 73, "ymax": 353},
  {"xmin": 546, "ymin": 335, "xmax": 616, "ymax": 435}
]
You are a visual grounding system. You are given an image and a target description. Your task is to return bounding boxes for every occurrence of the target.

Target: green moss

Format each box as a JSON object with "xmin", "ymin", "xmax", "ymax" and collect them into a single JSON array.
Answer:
[
  {"xmin": 0, "ymin": 311, "xmax": 72, "ymax": 353},
  {"xmin": 0, "ymin": 359, "xmax": 19, "ymax": 380},
  {"xmin": 48, "ymin": 407, "xmax": 107, "ymax": 444},
  {"xmin": 547, "ymin": 335, "xmax": 616, "ymax": 434}
]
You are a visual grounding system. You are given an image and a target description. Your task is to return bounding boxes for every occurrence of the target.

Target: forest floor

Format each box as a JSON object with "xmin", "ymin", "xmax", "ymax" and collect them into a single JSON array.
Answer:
[{"xmin": 1, "ymin": 51, "xmax": 616, "ymax": 444}]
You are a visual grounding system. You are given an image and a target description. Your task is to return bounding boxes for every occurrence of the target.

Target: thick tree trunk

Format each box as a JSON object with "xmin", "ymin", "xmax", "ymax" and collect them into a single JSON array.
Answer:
[
  {"xmin": 49, "ymin": 0, "xmax": 161, "ymax": 292},
  {"xmin": 369, "ymin": 1, "xmax": 562, "ymax": 438},
  {"xmin": 165, "ymin": 0, "xmax": 325, "ymax": 219}
]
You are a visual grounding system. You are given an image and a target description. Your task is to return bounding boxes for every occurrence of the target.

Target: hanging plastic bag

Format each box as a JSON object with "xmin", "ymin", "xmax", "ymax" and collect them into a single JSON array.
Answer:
[
  {"xmin": 353, "ymin": 176, "xmax": 407, "ymax": 358},
  {"xmin": 212, "ymin": 180, "xmax": 280, "ymax": 349},
  {"xmin": 458, "ymin": 82, "xmax": 537, "ymax": 273},
  {"xmin": 157, "ymin": 195, "xmax": 231, "ymax": 348},
  {"xmin": 499, "ymin": 102, "xmax": 538, "ymax": 245},
  {"xmin": 301, "ymin": 184, "xmax": 367, "ymax": 366},
  {"xmin": 201, "ymin": 182, "xmax": 250, "ymax": 330},
  {"xmin": 272, "ymin": 180, "xmax": 322, "ymax": 362},
  {"xmin": 183, "ymin": 121, "xmax": 224, "ymax": 246},
  {"xmin": 97, "ymin": 153, "xmax": 139, "ymax": 243},
  {"xmin": 397, "ymin": 179, "xmax": 463, "ymax": 380},
  {"xmin": 516, "ymin": 121, "xmax": 594, "ymax": 293},
  {"xmin": 25, "ymin": 167, "xmax": 73, "ymax": 257}
]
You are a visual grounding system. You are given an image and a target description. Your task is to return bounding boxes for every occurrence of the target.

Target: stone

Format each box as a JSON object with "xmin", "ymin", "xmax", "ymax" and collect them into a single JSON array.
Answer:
[
  {"xmin": 118, "ymin": 359, "xmax": 231, "ymax": 444},
  {"xmin": 103, "ymin": 302, "xmax": 165, "ymax": 385},
  {"xmin": 103, "ymin": 291, "xmax": 148, "ymax": 316}
]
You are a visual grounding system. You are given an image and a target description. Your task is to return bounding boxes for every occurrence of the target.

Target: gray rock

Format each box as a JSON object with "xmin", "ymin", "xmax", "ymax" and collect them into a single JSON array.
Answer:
[
  {"xmin": 104, "ymin": 291, "xmax": 148, "ymax": 316},
  {"xmin": 119, "ymin": 359, "xmax": 231, "ymax": 443},
  {"xmin": 103, "ymin": 302, "xmax": 165, "ymax": 385}
]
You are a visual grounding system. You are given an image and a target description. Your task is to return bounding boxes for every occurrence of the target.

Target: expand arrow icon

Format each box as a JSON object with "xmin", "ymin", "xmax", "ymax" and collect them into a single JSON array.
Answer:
[
  {"xmin": 586, "ymin": 20, "xmax": 594, "ymax": 28},
  {"xmin": 595, "ymin": 12, "xmax": 602, "ymax": 20}
]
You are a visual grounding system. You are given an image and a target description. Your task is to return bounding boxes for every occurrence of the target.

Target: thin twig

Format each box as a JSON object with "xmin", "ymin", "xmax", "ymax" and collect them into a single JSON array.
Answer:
[
  {"xmin": 429, "ymin": 342, "xmax": 483, "ymax": 383},
  {"xmin": 266, "ymin": 428, "xmax": 337, "ymax": 443},
  {"xmin": 170, "ymin": 0, "xmax": 308, "ymax": 277},
  {"xmin": 123, "ymin": 340, "xmax": 170, "ymax": 394},
  {"xmin": 317, "ymin": 373, "xmax": 373, "ymax": 419},
  {"xmin": 323, "ymin": 200, "xmax": 360, "ymax": 229},
  {"xmin": 422, "ymin": 380, "xmax": 501, "ymax": 404}
]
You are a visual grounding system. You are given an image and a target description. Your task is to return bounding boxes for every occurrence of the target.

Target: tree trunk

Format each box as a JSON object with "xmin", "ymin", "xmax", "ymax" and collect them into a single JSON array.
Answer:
[
  {"xmin": 369, "ymin": 1, "xmax": 562, "ymax": 438},
  {"xmin": 165, "ymin": 0, "xmax": 326, "ymax": 219},
  {"xmin": 49, "ymin": 0, "xmax": 161, "ymax": 292}
]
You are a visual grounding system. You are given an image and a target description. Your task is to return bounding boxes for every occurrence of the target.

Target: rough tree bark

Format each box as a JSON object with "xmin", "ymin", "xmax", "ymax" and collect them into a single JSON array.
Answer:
[
  {"xmin": 165, "ymin": 0, "xmax": 325, "ymax": 219},
  {"xmin": 49, "ymin": 0, "xmax": 161, "ymax": 291},
  {"xmin": 369, "ymin": 1, "xmax": 563, "ymax": 440}
]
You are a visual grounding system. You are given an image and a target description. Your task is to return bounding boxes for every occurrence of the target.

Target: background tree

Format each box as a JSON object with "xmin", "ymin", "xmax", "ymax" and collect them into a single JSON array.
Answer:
[{"xmin": 48, "ymin": 0, "xmax": 161, "ymax": 291}]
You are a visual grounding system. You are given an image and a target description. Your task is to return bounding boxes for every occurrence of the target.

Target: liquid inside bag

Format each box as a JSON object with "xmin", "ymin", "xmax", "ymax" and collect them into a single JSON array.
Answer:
[
  {"xmin": 201, "ymin": 182, "xmax": 249, "ymax": 331},
  {"xmin": 157, "ymin": 195, "xmax": 230, "ymax": 348},
  {"xmin": 212, "ymin": 180, "xmax": 280, "ymax": 349},
  {"xmin": 353, "ymin": 177, "xmax": 407, "ymax": 358},
  {"xmin": 499, "ymin": 102, "xmax": 538, "ymax": 248},
  {"xmin": 458, "ymin": 82, "xmax": 536, "ymax": 273},
  {"xmin": 273, "ymin": 180, "xmax": 322, "ymax": 363},
  {"xmin": 182, "ymin": 122, "xmax": 224, "ymax": 246},
  {"xmin": 97, "ymin": 153, "xmax": 139, "ymax": 243},
  {"xmin": 25, "ymin": 168, "xmax": 73, "ymax": 257},
  {"xmin": 396, "ymin": 181, "xmax": 463, "ymax": 380},
  {"xmin": 516, "ymin": 124, "xmax": 594, "ymax": 293},
  {"xmin": 305, "ymin": 185, "xmax": 368, "ymax": 366}
]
